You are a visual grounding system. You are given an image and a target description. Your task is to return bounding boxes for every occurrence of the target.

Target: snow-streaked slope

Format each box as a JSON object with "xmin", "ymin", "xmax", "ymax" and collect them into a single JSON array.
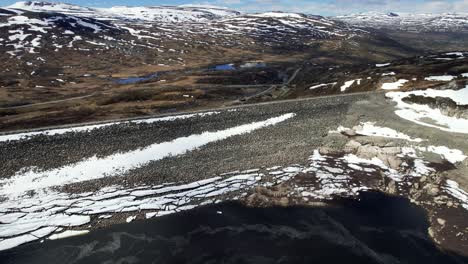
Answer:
[
  {"xmin": 7, "ymin": 1, "xmax": 102, "ymax": 17},
  {"xmin": 205, "ymin": 12, "xmax": 355, "ymax": 43},
  {"xmin": 335, "ymin": 12, "xmax": 468, "ymax": 32},
  {"xmin": 0, "ymin": 11, "xmax": 122, "ymax": 55}
]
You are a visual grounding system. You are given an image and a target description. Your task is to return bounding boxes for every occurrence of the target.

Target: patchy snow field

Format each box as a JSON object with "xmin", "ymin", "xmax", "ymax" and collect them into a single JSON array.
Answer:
[
  {"xmin": 386, "ymin": 87, "xmax": 468, "ymax": 134},
  {"xmin": 397, "ymin": 87, "xmax": 468, "ymax": 105},
  {"xmin": 355, "ymin": 122, "xmax": 423, "ymax": 142}
]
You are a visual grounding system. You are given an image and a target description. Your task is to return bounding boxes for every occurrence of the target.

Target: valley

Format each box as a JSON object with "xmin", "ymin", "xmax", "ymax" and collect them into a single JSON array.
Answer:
[
  {"xmin": 0, "ymin": 1, "xmax": 467, "ymax": 262},
  {"xmin": 1, "ymin": 1, "xmax": 467, "ymax": 131}
]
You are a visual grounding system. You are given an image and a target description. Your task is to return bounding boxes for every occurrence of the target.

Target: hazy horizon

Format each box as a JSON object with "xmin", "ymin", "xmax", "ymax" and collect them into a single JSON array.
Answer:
[{"xmin": 2, "ymin": 0, "xmax": 468, "ymax": 16}]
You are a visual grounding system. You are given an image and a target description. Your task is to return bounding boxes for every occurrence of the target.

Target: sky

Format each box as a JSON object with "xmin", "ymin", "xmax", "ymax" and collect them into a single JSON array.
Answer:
[{"xmin": 1, "ymin": 0, "xmax": 468, "ymax": 15}]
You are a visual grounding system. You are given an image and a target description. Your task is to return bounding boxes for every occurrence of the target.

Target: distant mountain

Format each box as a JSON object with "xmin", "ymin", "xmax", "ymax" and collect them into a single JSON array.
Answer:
[
  {"xmin": 334, "ymin": 12, "xmax": 468, "ymax": 32},
  {"xmin": 208, "ymin": 12, "xmax": 355, "ymax": 44},
  {"xmin": 0, "ymin": 0, "xmax": 449, "ymax": 92},
  {"xmin": 0, "ymin": 2, "xmax": 360, "ymax": 60},
  {"xmin": 102, "ymin": 5, "xmax": 241, "ymax": 22},
  {"xmin": 7, "ymin": 1, "xmax": 102, "ymax": 17}
]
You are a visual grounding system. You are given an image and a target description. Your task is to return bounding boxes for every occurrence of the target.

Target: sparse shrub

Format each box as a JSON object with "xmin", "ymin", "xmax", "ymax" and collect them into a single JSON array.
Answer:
[
  {"xmin": 0, "ymin": 100, "xmax": 31, "ymax": 108},
  {"xmin": 99, "ymin": 89, "xmax": 156, "ymax": 105},
  {"xmin": 70, "ymin": 104, "xmax": 97, "ymax": 118},
  {"xmin": 0, "ymin": 109, "xmax": 19, "ymax": 116}
]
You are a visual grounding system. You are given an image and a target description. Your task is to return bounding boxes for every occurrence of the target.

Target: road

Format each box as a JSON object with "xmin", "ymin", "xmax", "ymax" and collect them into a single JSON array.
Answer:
[
  {"xmin": 0, "ymin": 90, "xmax": 378, "ymax": 136},
  {"xmin": 0, "ymin": 93, "xmax": 98, "ymax": 110}
]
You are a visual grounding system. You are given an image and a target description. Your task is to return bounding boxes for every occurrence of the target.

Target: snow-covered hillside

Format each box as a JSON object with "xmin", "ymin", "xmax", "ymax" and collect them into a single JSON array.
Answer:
[
  {"xmin": 7, "ymin": 1, "xmax": 102, "ymax": 18},
  {"xmin": 6, "ymin": 1, "xmax": 468, "ymax": 32},
  {"xmin": 335, "ymin": 12, "xmax": 468, "ymax": 32},
  {"xmin": 101, "ymin": 5, "xmax": 240, "ymax": 23},
  {"xmin": 6, "ymin": 1, "xmax": 241, "ymax": 23}
]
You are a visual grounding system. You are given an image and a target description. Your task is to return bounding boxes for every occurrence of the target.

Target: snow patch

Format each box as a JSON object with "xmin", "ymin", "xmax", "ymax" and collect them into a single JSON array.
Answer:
[
  {"xmin": 418, "ymin": 146, "xmax": 466, "ymax": 164},
  {"xmin": 126, "ymin": 216, "xmax": 137, "ymax": 223},
  {"xmin": 340, "ymin": 79, "xmax": 361, "ymax": 92},
  {"xmin": 386, "ymin": 89, "xmax": 468, "ymax": 134},
  {"xmin": 376, "ymin": 63, "xmax": 391, "ymax": 67},
  {"xmin": 425, "ymin": 75, "xmax": 455, "ymax": 81},
  {"xmin": 381, "ymin": 79, "xmax": 408, "ymax": 90},
  {"xmin": 354, "ymin": 122, "xmax": 423, "ymax": 142}
]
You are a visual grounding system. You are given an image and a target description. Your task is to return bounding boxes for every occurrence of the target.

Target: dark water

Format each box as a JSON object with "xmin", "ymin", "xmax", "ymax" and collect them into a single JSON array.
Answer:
[
  {"xmin": 1, "ymin": 192, "xmax": 467, "ymax": 264},
  {"xmin": 113, "ymin": 62, "xmax": 267, "ymax": 84},
  {"xmin": 210, "ymin": 62, "xmax": 267, "ymax": 71},
  {"xmin": 240, "ymin": 62, "xmax": 267, "ymax": 69},
  {"xmin": 211, "ymin": 64, "xmax": 236, "ymax": 71},
  {"xmin": 115, "ymin": 73, "xmax": 158, "ymax": 84}
]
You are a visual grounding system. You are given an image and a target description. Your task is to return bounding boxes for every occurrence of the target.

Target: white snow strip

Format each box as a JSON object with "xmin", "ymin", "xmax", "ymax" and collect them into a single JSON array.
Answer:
[
  {"xmin": 376, "ymin": 63, "xmax": 391, "ymax": 67},
  {"xmin": 251, "ymin": 12, "xmax": 303, "ymax": 18},
  {"xmin": 341, "ymin": 154, "xmax": 387, "ymax": 169},
  {"xmin": 98, "ymin": 215, "xmax": 112, "ymax": 219},
  {"xmin": 445, "ymin": 52, "xmax": 464, "ymax": 57},
  {"xmin": 444, "ymin": 180, "xmax": 468, "ymax": 210},
  {"xmin": 381, "ymin": 79, "xmax": 408, "ymax": 90},
  {"xmin": 425, "ymin": 75, "xmax": 455, "ymax": 81},
  {"xmin": 0, "ymin": 113, "xmax": 295, "ymax": 195},
  {"xmin": 382, "ymin": 72, "xmax": 396, "ymax": 76},
  {"xmin": 354, "ymin": 122, "xmax": 423, "ymax": 142},
  {"xmin": 0, "ymin": 111, "xmax": 221, "ymax": 142},
  {"xmin": 309, "ymin": 82, "xmax": 336, "ymax": 90},
  {"xmin": 48, "ymin": 230, "xmax": 89, "ymax": 240}
]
